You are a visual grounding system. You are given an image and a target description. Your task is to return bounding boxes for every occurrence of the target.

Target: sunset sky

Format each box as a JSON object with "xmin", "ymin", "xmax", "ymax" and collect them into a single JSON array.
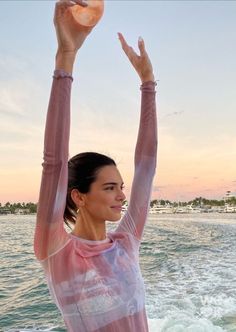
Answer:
[{"xmin": 0, "ymin": 1, "xmax": 235, "ymax": 203}]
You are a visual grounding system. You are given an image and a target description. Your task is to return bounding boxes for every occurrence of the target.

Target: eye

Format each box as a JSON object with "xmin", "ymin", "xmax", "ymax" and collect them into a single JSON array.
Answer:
[
  {"xmin": 105, "ymin": 186, "xmax": 115, "ymax": 191},
  {"xmin": 121, "ymin": 185, "xmax": 125, "ymax": 191}
]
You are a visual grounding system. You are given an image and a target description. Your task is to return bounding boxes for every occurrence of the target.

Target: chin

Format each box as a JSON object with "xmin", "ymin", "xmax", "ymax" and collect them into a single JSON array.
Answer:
[{"xmin": 107, "ymin": 214, "xmax": 121, "ymax": 222}]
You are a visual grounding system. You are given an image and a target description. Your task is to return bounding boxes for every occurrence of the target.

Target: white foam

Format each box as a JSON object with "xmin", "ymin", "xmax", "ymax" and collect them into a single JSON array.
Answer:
[
  {"xmin": 148, "ymin": 314, "xmax": 225, "ymax": 332},
  {"xmin": 4, "ymin": 317, "xmax": 226, "ymax": 332},
  {"xmin": 5, "ymin": 327, "xmax": 58, "ymax": 332}
]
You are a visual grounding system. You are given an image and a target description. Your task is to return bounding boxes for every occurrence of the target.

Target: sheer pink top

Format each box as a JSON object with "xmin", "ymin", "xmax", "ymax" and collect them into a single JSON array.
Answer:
[{"xmin": 34, "ymin": 70, "xmax": 157, "ymax": 332}]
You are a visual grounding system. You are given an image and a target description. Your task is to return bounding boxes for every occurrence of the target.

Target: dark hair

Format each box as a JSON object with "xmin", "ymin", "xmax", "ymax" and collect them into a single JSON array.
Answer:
[{"xmin": 64, "ymin": 152, "xmax": 116, "ymax": 227}]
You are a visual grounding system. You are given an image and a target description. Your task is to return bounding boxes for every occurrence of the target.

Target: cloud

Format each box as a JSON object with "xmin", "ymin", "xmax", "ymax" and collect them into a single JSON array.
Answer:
[
  {"xmin": 0, "ymin": 85, "xmax": 27, "ymax": 117},
  {"xmin": 0, "ymin": 53, "xmax": 33, "ymax": 77},
  {"xmin": 0, "ymin": 78, "xmax": 44, "ymax": 148},
  {"xmin": 161, "ymin": 110, "xmax": 185, "ymax": 119},
  {"xmin": 0, "ymin": 71, "xmax": 47, "ymax": 172},
  {"xmin": 152, "ymin": 185, "xmax": 168, "ymax": 192}
]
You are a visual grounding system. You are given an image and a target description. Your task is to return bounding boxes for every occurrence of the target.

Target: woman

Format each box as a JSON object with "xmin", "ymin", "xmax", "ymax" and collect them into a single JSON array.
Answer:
[{"xmin": 34, "ymin": 0, "xmax": 157, "ymax": 331}]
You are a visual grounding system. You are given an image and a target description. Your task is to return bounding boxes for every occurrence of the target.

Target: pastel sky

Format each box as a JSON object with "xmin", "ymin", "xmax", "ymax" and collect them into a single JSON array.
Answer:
[{"xmin": 0, "ymin": 0, "xmax": 235, "ymax": 203}]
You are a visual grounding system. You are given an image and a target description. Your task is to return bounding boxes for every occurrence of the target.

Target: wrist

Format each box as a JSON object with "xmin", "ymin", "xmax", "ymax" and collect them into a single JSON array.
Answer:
[
  {"xmin": 55, "ymin": 50, "xmax": 77, "ymax": 74},
  {"xmin": 141, "ymin": 74, "xmax": 155, "ymax": 83}
]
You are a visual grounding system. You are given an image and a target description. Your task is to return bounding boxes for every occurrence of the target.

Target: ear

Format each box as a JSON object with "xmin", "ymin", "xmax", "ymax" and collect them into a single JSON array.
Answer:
[{"xmin": 71, "ymin": 189, "xmax": 86, "ymax": 208}]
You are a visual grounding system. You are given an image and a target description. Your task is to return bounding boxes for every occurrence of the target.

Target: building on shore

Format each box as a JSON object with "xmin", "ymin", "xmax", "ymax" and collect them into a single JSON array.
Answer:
[
  {"xmin": 0, "ymin": 209, "xmax": 11, "ymax": 215},
  {"xmin": 14, "ymin": 208, "xmax": 31, "ymax": 215},
  {"xmin": 223, "ymin": 190, "xmax": 236, "ymax": 201}
]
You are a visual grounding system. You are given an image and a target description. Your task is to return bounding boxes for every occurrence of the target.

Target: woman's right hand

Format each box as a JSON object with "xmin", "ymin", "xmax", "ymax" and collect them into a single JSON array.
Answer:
[
  {"xmin": 54, "ymin": 0, "xmax": 92, "ymax": 56},
  {"xmin": 118, "ymin": 33, "xmax": 154, "ymax": 83}
]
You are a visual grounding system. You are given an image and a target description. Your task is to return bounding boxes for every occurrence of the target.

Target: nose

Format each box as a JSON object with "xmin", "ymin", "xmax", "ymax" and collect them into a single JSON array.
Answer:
[{"xmin": 117, "ymin": 189, "xmax": 126, "ymax": 202}]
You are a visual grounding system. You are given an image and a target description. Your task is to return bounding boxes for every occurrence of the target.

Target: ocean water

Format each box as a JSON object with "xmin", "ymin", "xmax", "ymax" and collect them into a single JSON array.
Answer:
[{"xmin": 1, "ymin": 213, "xmax": 236, "ymax": 332}]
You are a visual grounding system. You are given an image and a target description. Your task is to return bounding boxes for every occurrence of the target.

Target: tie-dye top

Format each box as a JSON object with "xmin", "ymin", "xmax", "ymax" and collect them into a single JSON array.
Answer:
[{"xmin": 34, "ymin": 69, "xmax": 157, "ymax": 332}]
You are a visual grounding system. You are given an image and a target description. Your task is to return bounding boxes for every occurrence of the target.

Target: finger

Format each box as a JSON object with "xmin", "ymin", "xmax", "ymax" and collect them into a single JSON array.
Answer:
[
  {"xmin": 55, "ymin": 1, "xmax": 73, "ymax": 18},
  {"xmin": 118, "ymin": 32, "xmax": 139, "ymax": 60},
  {"xmin": 56, "ymin": 0, "xmax": 75, "ymax": 9},
  {"xmin": 138, "ymin": 36, "xmax": 147, "ymax": 56},
  {"xmin": 57, "ymin": 0, "xmax": 87, "ymax": 7},
  {"xmin": 58, "ymin": 0, "xmax": 74, "ymax": 4},
  {"xmin": 117, "ymin": 32, "xmax": 130, "ymax": 52},
  {"xmin": 72, "ymin": 0, "xmax": 88, "ymax": 7},
  {"xmin": 126, "ymin": 47, "xmax": 137, "ymax": 61}
]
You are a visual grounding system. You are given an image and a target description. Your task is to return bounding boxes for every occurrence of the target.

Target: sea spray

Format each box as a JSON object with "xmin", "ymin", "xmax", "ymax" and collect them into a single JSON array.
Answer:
[{"xmin": 148, "ymin": 314, "xmax": 225, "ymax": 332}]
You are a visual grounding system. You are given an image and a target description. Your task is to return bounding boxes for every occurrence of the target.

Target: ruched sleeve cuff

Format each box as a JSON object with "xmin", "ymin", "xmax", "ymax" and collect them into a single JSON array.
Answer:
[
  {"xmin": 53, "ymin": 69, "xmax": 73, "ymax": 81},
  {"xmin": 140, "ymin": 80, "xmax": 157, "ymax": 91}
]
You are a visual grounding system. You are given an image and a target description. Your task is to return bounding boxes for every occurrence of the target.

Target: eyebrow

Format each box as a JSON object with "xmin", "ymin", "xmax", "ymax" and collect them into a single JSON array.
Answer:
[{"xmin": 102, "ymin": 182, "xmax": 124, "ymax": 186}]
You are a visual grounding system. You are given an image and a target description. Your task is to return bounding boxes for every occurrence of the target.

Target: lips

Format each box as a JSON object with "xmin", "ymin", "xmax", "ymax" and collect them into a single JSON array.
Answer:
[{"xmin": 111, "ymin": 206, "xmax": 122, "ymax": 212}]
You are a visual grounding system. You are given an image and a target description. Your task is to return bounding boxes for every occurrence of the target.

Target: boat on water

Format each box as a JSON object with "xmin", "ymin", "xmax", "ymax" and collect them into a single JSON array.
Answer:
[{"xmin": 149, "ymin": 205, "xmax": 174, "ymax": 214}]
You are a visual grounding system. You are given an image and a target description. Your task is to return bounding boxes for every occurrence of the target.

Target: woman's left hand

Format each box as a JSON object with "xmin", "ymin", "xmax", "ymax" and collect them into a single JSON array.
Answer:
[
  {"xmin": 118, "ymin": 33, "xmax": 155, "ymax": 83},
  {"xmin": 54, "ymin": 0, "xmax": 92, "ymax": 55}
]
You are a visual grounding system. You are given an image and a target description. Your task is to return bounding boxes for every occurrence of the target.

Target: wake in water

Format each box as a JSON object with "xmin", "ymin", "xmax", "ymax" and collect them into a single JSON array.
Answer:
[
  {"xmin": 5, "ymin": 316, "xmax": 226, "ymax": 332},
  {"xmin": 149, "ymin": 315, "xmax": 225, "ymax": 332},
  {"xmin": 6, "ymin": 327, "xmax": 58, "ymax": 332}
]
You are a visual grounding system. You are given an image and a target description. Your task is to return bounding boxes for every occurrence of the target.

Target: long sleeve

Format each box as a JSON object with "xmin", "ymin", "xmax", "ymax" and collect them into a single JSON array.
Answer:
[
  {"xmin": 116, "ymin": 81, "xmax": 157, "ymax": 240},
  {"xmin": 34, "ymin": 71, "xmax": 73, "ymax": 261}
]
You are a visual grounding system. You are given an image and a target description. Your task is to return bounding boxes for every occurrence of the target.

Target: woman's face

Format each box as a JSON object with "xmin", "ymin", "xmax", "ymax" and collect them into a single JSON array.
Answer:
[{"xmin": 82, "ymin": 165, "xmax": 126, "ymax": 222}]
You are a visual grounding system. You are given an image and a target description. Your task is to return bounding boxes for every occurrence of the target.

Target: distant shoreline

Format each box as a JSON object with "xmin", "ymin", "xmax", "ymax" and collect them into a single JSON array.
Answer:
[{"xmin": 1, "ymin": 196, "xmax": 236, "ymax": 215}]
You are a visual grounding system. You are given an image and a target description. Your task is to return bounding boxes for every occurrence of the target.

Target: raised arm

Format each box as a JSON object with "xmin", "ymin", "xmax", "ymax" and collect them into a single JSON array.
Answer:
[
  {"xmin": 34, "ymin": 0, "xmax": 91, "ymax": 260},
  {"xmin": 116, "ymin": 34, "xmax": 157, "ymax": 240}
]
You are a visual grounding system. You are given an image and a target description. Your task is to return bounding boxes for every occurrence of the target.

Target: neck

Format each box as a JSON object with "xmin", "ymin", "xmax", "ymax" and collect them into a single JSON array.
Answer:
[{"xmin": 73, "ymin": 211, "xmax": 107, "ymax": 241}]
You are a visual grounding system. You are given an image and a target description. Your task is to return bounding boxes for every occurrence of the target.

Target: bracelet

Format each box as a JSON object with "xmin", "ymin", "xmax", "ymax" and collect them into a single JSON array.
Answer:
[
  {"xmin": 140, "ymin": 80, "xmax": 157, "ymax": 91},
  {"xmin": 53, "ymin": 69, "xmax": 73, "ymax": 81}
]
